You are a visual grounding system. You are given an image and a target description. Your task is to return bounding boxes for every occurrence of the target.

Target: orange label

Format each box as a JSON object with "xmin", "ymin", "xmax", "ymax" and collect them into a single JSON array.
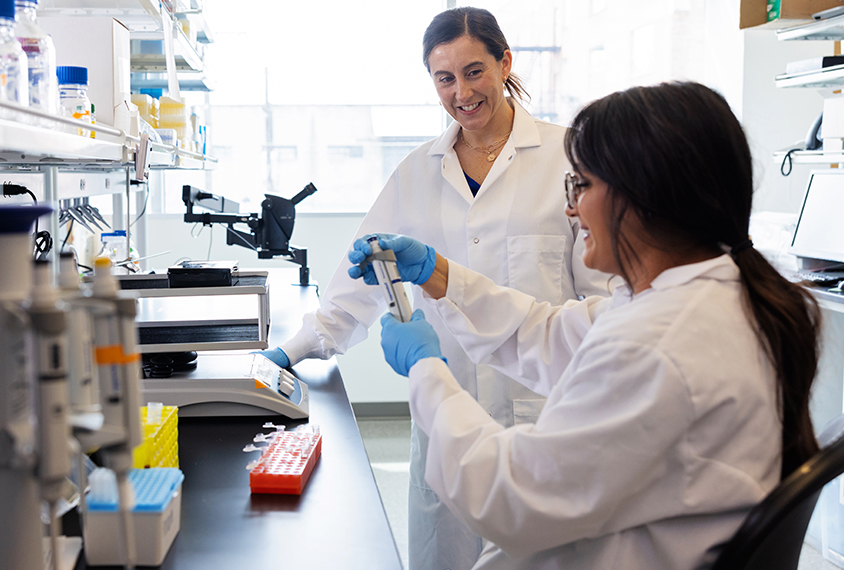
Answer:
[
  {"xmin": 95, "ymin": 345, "xmax": 140, "ymax": 365},
  {"xmin": 254, "ymin": 378, "xmax": 269, "ymax": 389}
]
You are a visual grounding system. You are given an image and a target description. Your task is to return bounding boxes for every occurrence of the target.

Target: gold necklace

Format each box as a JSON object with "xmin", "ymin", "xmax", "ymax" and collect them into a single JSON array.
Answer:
[{"xmin": 460, "ymin": 130, "xmax": 512, "ymax": 162}]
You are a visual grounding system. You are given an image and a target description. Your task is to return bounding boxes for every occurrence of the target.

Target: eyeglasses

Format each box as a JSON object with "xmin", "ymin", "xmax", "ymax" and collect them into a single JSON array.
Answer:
[{"xmin": 564, "ymin": 171, "xmax": 589, "ymax": 209}]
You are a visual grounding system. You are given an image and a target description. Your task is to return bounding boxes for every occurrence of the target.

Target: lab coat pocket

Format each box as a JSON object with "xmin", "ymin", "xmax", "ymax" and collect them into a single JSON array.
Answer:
[
  {"xmin": 513, "ymin": 398, "xmax": 545, "ymax": 425},
  {"xmin": 507, "ymin": 235, "xmax": 566, "ymax": 303}
]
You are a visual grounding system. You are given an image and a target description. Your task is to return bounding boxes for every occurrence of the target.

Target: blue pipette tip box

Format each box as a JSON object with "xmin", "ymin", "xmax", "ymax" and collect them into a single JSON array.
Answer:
[{"xmin": 84, "ymin": 468, "xmax": 184, "ymax": 566}]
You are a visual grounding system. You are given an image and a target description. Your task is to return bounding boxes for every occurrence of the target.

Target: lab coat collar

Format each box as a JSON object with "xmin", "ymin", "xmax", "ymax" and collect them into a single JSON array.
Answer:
[
  {"xmin": 610, "ymin": 255, "xmax": 739, "ymax": 302},
  {"xmin": 427, "ymin": 99, "xmax": 541, "ymax": 157},
  {"xmin": 649, "ymin": 254, "xmax": 739, "ymax": 292}
]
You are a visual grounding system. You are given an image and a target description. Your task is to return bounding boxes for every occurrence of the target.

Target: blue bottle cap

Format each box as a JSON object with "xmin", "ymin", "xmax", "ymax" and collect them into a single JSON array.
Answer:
[
  {"xmin": 0, "ymin": 0, "xmax": 15, "ymax": 19},
  {"xmin": 140, "ymin": 88, "xmax": 163, "ymax": 98},
  {"xmin": 56, "ymin": 66, "xmax": 88, "ymax": 86}
]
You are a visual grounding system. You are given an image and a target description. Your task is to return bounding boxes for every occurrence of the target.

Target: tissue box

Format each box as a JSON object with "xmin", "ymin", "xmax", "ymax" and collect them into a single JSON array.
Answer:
[
  {"xmin": 84, "ymin": 468, "xmax": 184, "ymax": 566},
  {"xmin": 740, "ymin": 0, "xmax": 842, "ymax": 29},
  {"xmin": 40, "ymin": 16, "xmax": 131, "ymax": 130}
]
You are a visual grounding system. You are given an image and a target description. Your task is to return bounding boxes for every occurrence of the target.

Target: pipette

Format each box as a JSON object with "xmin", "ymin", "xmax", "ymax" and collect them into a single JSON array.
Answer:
[{"xmin": 366, "ymin": 236, "xmax": 413, "ymax": 322}]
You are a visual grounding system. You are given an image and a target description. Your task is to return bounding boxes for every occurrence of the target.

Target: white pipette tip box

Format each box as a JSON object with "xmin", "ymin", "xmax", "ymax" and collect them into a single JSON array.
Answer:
[{"xmin": 83, "ymin": 468, "xmax": 184, "ymax": 566}]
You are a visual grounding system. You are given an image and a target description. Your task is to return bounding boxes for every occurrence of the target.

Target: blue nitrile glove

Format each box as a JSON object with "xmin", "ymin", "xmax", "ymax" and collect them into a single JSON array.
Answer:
[
  {"xmin": 380, "ymin": 309, "xmax": 444, "ymax": 377},
  {"xmin": 254, "ymin": 347, "xmax": 290, "ymax": 369},
  {"xmin": 348, "ymin": 234, "xmax": 437, "ymax": 286}
]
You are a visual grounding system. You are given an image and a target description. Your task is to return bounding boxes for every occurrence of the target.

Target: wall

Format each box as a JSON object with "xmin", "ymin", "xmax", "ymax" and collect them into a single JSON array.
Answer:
[{"xmin": 143, "ymin": 211, "xmax": 409, "ymax": 405}]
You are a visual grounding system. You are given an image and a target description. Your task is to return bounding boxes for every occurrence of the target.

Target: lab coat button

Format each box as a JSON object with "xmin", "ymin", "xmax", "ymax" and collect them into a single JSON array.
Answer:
[{"xmin": 473, "ymin": 238, "xmax": 480, "ymax": 244}]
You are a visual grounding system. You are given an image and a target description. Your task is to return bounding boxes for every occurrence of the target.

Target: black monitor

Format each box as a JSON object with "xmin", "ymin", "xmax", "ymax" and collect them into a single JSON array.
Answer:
[{"xmin": 790, "ymin": 170, "xmax": 844, "ymax": 270}]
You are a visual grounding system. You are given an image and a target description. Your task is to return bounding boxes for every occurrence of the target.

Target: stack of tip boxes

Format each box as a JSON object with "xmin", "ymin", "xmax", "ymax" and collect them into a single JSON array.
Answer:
[
  {"xmin": 134, "ymin": 405, "xmax": 179, "ymax": 469},
  {"xmin": 249, "ymin": 430, "xmax": 323, "ymax": 495},
  {"xmin": 84, "ymin": 468, "xmax": 184, "ymax": 566}
]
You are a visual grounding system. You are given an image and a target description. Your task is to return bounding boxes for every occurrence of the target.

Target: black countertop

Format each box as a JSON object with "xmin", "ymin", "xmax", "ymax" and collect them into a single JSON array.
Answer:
[{"xmin": 77, "ymin": 268, "xmax": 402, "ymax": 569}]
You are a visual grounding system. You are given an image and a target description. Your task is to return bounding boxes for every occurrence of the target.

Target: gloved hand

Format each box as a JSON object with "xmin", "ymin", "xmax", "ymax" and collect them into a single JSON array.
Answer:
[
  {"xmin": 254, "ymin": 347, "xmax": 290, "ymax": 369},
  {"xmin": 380, "ymin": 309, "xmax": 444, "ymax": 377},
  {"xmin": 348, "ymin": 234, "xmax": 437, "ymax": 286}
]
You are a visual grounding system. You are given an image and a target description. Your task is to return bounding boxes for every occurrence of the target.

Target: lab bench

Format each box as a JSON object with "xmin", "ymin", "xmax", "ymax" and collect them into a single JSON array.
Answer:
[{"xmin": 73, "ymin": 268, "xmax": 403, "ymax": 570}]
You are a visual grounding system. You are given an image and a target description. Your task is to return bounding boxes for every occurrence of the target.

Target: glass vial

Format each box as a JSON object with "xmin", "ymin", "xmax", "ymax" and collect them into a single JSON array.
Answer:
[
  {"xmin": 0, "ymin": 0, "xmax": 28, "ymax": 115},
  {"xmin": 57, "ymin": 65, "xmax": 91, "ymax": 137},
  {"xmin": 15, "ymin": 0, "xmax": 57, "ymax": 115}
]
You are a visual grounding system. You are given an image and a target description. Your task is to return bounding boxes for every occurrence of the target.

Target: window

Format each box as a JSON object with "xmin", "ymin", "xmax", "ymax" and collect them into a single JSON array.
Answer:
[{"xmin": 158, "ymin": 0, "xmax": 712, "ymax": 214}]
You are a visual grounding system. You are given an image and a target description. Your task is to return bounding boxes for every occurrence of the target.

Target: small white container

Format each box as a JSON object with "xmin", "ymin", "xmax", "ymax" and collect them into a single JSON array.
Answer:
[{"xmin": 83, "ymin": 468, "xmax": 184, "ymax": 566}]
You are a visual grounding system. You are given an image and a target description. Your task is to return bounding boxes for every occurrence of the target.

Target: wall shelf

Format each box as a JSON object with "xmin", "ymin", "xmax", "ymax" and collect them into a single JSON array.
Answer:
[
  {"xmin": 777, "ymin": 13, "xmax": 844, "ymax": 41},
  {"xmin": 0, "ymin": 105, "xmax": 216, "ymax": 172},
  {"xmin": 775, "ymin": 64, "xmax": 844, "ymax": 88},
  {"xmin": 39, "ymin": 0, "xmax": 213, "ymax": 93},
  {"xmin": 773, "ymin": 148, "xmax": 844, "ymax": 164}
]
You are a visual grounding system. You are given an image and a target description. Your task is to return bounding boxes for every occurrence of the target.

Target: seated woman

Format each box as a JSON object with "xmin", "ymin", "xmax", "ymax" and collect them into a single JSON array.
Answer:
[{"xmin": 348, "ymin": 81, "xmax": 822, "ymax": 570}]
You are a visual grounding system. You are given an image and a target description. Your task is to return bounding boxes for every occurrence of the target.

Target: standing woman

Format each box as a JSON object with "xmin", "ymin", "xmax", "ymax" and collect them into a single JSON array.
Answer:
[
  {"xmin": 260, "ymin": 7, "xmax": 611, "ymax": 569},
  {"xmin": 350, "ymin": 81, "xmax": 822, "ymax": 569}
]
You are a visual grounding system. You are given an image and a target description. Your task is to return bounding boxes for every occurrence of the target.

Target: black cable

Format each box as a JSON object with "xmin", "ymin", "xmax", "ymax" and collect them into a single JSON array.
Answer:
[
  {"xmin": 781, "ymin": 148, "xmax": 799, "ymax": 177},
  {"xmin": 207, "ymin": 223, "xmax": 213, "ymax": 260},
  {"xmin": 3, "ymin": 182, "xmax": 43, "ymax": 236},
  {"xmin": 61, "ymin": 218, "xmax": 74, "ymax": 254},
  {"xmin": 3, "ymin": 182, "xmax": 37, "ymax": 203},
  {"xmin": 34, "ymin": 231, "xmax": 53, "ymax": 260},
  {"xmin": 130, "ymin": 184, "xmax": 149, "ymax": 228}
]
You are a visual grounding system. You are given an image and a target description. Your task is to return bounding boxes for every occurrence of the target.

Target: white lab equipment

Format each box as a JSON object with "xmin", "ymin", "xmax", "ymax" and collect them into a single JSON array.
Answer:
[
  {"xmin": 86, "ymin": 256, "xmax": 143, "ymax": 568},
  {"xmin": 0, "ymin": 205, "xmax": 52, "ymax": 570},
  {"xmin": 58, "ymin": 252, "xmax": 101, "ymax": 419},
  {"xmin": 367, "ymin": 236, "xmax": 413, "ymax": 323},
  {"xmin": 30, "ymin": 259, "xmax": 73, "ymax": 570}
]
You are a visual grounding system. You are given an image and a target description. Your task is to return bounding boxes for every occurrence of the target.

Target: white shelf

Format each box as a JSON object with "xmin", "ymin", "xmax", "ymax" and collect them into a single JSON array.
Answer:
[
  {"xmin": 777, "ymin": 14, "xmax": 844, "ymax": 41},
  {"xmin": 775, "ymin": 64, "xmax": 844, "ymax": 88},
  {"xmin": 39, "ymin": 0, "xmax": 165, "ymax": 31},
  {"xmin": 39, "ymin": 0, "xmax": 213, "ymax": 92},
  {"xmin": 773, "ymin": 148, "xmax": 844, "ymax": 164},
  {"xmin": 131, "ymin": 29, "xmax": 204, "ymax": 72},
  {"xmin": 0, "ymin": 105, "xmax": 216, "ymax": 171}
]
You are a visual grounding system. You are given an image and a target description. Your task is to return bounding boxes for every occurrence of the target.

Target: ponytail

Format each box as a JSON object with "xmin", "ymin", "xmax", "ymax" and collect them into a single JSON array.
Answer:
[{"xmin": 731, "ymin": 247, "xmax": 821, "ymax": 477}]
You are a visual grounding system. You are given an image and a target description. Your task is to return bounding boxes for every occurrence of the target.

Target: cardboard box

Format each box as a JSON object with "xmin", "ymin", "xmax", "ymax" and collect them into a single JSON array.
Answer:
[
  {"xmin": 40, "ymin": 17, "xmax": 131, "ymax": 130},
  {"xmin": 740, "ymin": 0, "xmax": 842, "ymax": 29}
]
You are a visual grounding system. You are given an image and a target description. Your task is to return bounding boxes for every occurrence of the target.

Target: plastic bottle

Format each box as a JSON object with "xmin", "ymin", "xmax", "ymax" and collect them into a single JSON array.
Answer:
[
  {"xmin": 0, "ymin": 0, "xmax": 28, "ymax": 115},
  {"xmin": 57, "ymin": 65, "xmax": 92, "ymax": 136},
  {"xmin": 15, "ymin": 0, "xmax": 57, "ymax": 116},
  {"xmin": 98, "ymin": 230, "xmax": 139, "ymax": 274}
]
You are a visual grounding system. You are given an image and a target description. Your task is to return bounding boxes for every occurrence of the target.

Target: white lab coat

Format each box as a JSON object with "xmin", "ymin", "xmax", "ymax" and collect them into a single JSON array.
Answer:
[
  {"xmin": 408, "ymin": 255, "xmax": 782, "ymax": 570},
  {"xmin": 281, "ymin": 100, "xmax": 611, "ymax": 570}
]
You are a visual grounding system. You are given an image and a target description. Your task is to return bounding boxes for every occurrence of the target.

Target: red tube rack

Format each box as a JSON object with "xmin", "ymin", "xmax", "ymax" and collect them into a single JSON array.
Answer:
[{"xmin": 249, "ymin": 431, "xmax": 322, "ymax": 495}]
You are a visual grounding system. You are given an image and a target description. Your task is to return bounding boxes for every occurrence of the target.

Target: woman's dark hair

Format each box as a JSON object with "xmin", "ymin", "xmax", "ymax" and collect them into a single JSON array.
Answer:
[
  {"xmin": 422, "ymin": 7, "xmax": 528, "ymax": 102},
  {"xmin": 564, "ymin": 81, "xmax": 820, "ymax": 478}
]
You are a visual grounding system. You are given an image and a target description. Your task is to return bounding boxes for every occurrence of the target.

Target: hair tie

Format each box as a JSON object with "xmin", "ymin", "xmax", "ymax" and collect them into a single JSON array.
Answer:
[{"xmin": 730, "ymin": 238, "xmax": 753, "ymax": 257}]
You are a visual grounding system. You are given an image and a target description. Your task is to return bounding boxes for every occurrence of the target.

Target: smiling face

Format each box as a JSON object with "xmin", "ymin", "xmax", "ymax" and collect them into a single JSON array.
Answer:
[
  {"xmin": 564, "ymin": 169, "xmax": 620, "ymax": 277},
  {"xmin": 427, "ymin": 34, "xmax": 512, "ymax": 136}
]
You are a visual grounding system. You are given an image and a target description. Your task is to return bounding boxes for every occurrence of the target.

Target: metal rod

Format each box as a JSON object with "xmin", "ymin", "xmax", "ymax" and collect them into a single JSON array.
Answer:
[
  {"xmin": 43, "ymin": 166, "xmax": 60, "ymax": 281},
  {"xmin": 0, "ymin": 100, "xmax": 123, "ymax": 137},
  {"xmin": 126, "ymin": 167, "xmax": 131, "ymax": 262}
]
